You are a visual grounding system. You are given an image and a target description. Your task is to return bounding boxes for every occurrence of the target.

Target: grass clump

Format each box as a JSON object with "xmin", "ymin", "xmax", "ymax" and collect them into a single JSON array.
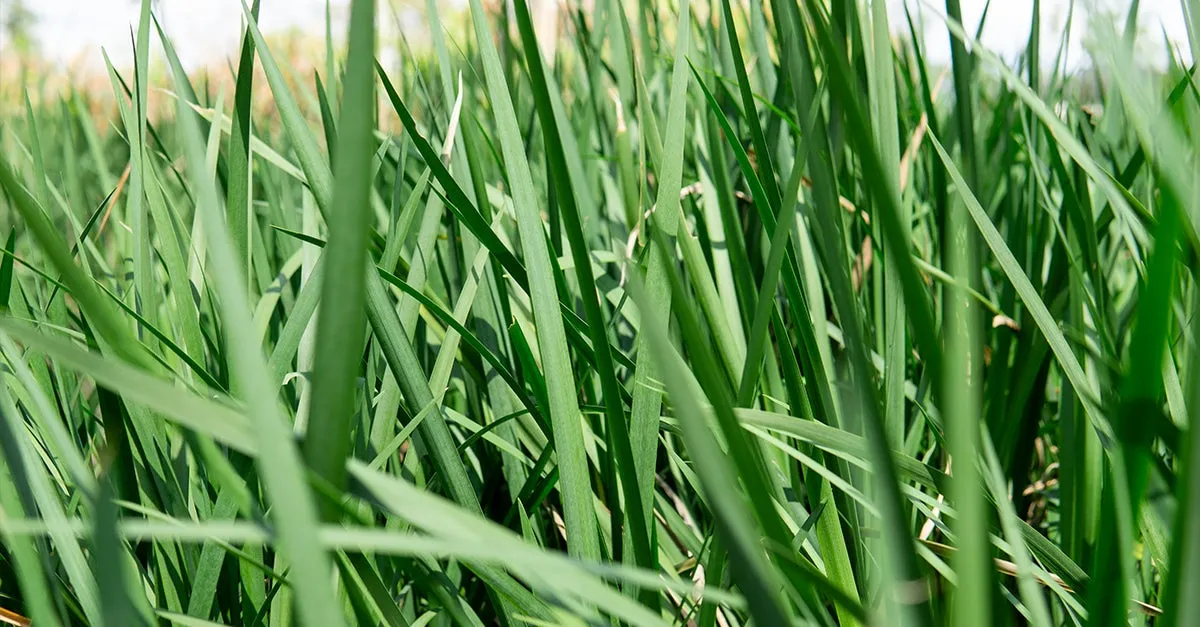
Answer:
[{"xmin": 0, "ymin": 0, "xmax": 1197, "ymax": 625}]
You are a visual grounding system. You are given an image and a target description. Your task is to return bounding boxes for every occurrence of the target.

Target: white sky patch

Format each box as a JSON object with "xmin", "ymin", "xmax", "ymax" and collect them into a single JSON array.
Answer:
[
  {"xmin": 5, "ymin": 0, "xmax": 1196, "ymax": 72},
  {"xmin": 894, "ymin": 0, "xmax": 1193, "ymax": 69},
  {"xmin": 17, "ymin": 0, "xmax": 341, "ymax": 70}
]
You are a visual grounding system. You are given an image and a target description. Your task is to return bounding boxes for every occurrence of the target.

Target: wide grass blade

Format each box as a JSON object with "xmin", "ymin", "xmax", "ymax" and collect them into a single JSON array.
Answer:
[{"xmin": 302, "ymin": 0, "xmax": 377, "ymax": 518}]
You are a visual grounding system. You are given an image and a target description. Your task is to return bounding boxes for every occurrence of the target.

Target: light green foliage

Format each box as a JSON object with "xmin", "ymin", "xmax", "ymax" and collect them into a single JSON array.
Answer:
[{"xmin": 0, "ymin": 0, "xmax": 1198, "ymax": 625}]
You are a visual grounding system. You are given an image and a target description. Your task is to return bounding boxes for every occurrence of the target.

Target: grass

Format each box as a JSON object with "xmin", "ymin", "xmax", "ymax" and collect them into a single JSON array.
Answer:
[{"xmin": 0, "ymin": 0, "xmax": 1197, "ymax": 624}]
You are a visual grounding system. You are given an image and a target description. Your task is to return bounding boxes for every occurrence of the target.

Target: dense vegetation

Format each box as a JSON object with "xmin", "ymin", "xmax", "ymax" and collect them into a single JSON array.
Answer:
[{"xmin": 0, "ymin": 0, "xmax": 1196, "ymax": 625}]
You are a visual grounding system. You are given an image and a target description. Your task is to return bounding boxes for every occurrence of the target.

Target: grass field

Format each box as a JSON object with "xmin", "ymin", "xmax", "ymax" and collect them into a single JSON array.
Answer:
[{"xmin": 0, "ymin": 0, "xmax": 1197, "ymax": 625}]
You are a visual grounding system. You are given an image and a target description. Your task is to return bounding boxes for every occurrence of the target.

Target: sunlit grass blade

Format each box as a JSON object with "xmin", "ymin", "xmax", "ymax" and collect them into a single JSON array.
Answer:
[
  {"xmin": 782, "ymin": 3, "xmax": 936, "ymax": 622},
  {"xmin": 929, "ymin": 134, "xmax": 1107, "ymax": 431},
  {"xmin": 622, "ymin": 0, "xmax": 694, "ymax": 584},
  {"xmin": 0, "ymin": 349, "xmax": 102, "ymax": 625}
]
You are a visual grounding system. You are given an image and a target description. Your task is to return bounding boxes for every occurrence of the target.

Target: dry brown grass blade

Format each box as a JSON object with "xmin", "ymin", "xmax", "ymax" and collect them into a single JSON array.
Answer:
[
  {"xmin": 799, "ymin": 176, "xmax": 868, "ymax": 224},
  {"xmin": 917, "ymin": 539, "xmax": 1162, "ymax": 617},
  {"xmin": 96, "ymin": 162, "xmax": 133, "ymax": 237},
  {"xmin": 0, "ymin": 607, "xmax": 30, "ymax": 627},
  {"xmin": 851, "ymin": 236, "xmax": 874, "ymax": 291},
  {"xmin": 899, "ymin": 113, "xmax": 929, "ymax": 193}
]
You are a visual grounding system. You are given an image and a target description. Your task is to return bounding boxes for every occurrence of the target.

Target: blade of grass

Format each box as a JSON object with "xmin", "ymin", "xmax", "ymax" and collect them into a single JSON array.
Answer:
[
  {"xmin": 464, "ymin": 0, "xmax": 600, "ymax": 563},
  {"xmin": 626, "ymin": 269, "xmax": 796, "ymax": 625},
  {"xmin": 169, "ymin": 60, "xmax": 347, "ymax": 627},
  {"xmin": 302, "ymin": 0, "xmax": 377, "ymax": 519},
  {"xmin": 928, "ymin": 134, "xmax": 1109, "ymax": 441},
  {"xmin": 509, "ymin": 0, "xmax": 652, "ymax": 577},
  {"xmin": 625, "ymin": 0, "xmax": 693, "ymax": 561}
]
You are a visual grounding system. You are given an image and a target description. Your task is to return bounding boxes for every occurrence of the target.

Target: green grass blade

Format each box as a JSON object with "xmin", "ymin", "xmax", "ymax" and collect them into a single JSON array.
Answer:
[
  {"xmin": 928, "ymin": 133, "xmax": 1107, "ymax": 437},
  {"xmin": 626, "ymin": 0, "xmax": 693, "ymax": 562},
  {"xmin": 225, "ymin": 0, "xmax": 262, "ymax": 283},
  {"xmin": 169, "ymin": 60, "xmax": 347, "ymax": 627},
  {"xmin": 508, "ymin": 0, "xmax": 652, "ymax": 576},
  {"xmin": 465, "ymin": 0, "xmax": 600, "ymax": 562},
  {"xmin": 626, "ymin": 270, "xmax": 796, "ymax": 625},
  {"xmin": 302, "ymin": 0, "xmax": 377, "ymax": 518}
]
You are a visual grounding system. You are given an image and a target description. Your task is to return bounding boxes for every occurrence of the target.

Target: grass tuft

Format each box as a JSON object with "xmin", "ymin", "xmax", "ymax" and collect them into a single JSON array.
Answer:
[{"xmin": 0, "ymin": 1, "xmax": 1195, "ymax": 624}]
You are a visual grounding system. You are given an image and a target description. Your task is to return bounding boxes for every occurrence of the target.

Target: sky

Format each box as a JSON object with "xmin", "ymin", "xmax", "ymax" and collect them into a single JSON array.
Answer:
[
  {"xmin": 1, "ymin": 0, "xmax": 1194, "ymax": 72},
  {"xmin": 6, "ymin": 0, "xmax": 340, "ymax": 69}
]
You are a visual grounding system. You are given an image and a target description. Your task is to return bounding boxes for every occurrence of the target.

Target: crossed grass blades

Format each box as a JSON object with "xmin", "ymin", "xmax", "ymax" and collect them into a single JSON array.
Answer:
[{"xmin": 0, "ymin": 0, "xmax": 1197, "ymax": 624}]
